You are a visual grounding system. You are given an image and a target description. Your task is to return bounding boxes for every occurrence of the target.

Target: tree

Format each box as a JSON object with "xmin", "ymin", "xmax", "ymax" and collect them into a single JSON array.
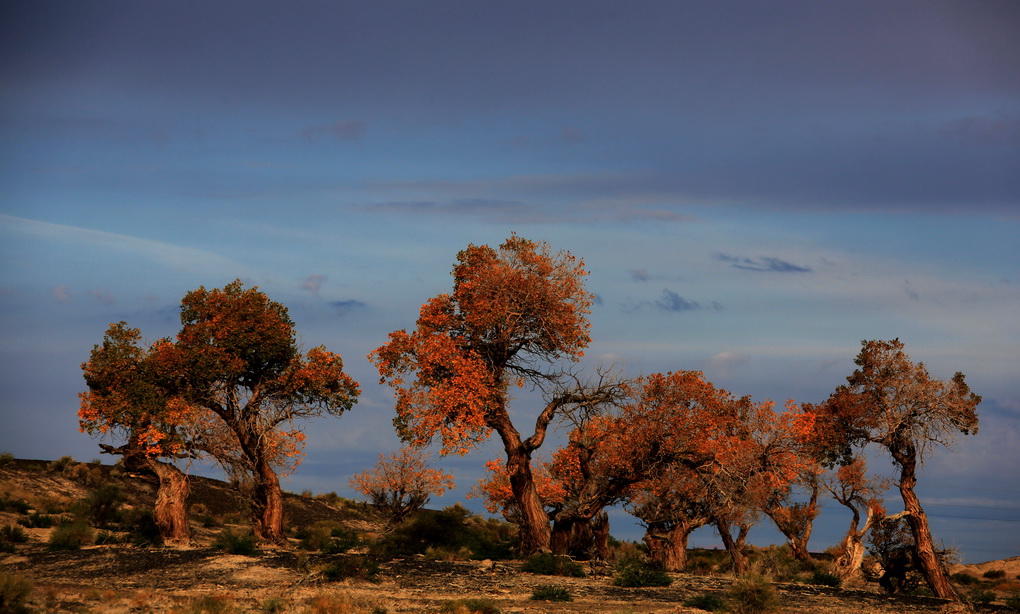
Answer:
[
  {"xmin": 822, "ymin": 457, "xmax": 890, "ymax": 586},
  {"xmin": 819, "ymin": 338, "xmax": 980, "ymax": 600},
  {"xmin": 349, "ymin": 447, "xmax": 455, "ymax": 526},
  {"xmin": 371, "ymin": 235, "xmax": 623, "ymax": 553},
  {"xmin": 627, "ymin": 464, "xmax": 712, "ymax": 571},
  {"xmin": 79, "ymin": 323, "xmax": 198, "ymax": 544},
  {"xmin": 157, "ymin": 280, "xmax": 360, "ymax": 542}
]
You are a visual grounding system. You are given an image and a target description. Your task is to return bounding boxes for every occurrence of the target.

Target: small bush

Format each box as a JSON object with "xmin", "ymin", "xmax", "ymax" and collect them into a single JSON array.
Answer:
[
  {"xmin": 683, "ymin": 593, "xmax": 728, "ymax": 612},
  {"xmin": 0, "ymin": 452, "xmax": 14, "ymax": 467},
  {"xmin": 1003, "ymin": 594, "xmax": 1020, "ymax": 609},
  {"xmin": 0, "ymin": 572, "xmax": 33, "ymax": 614},
  {"xmin": 437, "ymin": 598, "xmax": 500, "ymax": 614},
  {"xmin": 0, "ymin": 497, "xmax": 30, "ymax": 515},
  {"xmin": 808, "ymin": 570, "xmax": 841, "ymax": 587},
  {"xmin": 79, "ymin": 483, "xmax": 123, "ymax": 526},
  {"xmin": 521, "ymin": 552, "xmax": 586, "ymax": 578},
  {"xmin": 613, "ymin": 556, "xmax": 672, "ymax": 587},
  {"xmin": 529, "ymin": 585, "xmax": 572, "ymax": 602},
  {"xmin": 48, "ymin": 455, "xmax": 77, "ymax": 473},
  {"xmin": 213, "ymin": 528, "xmax": 258, "ymax": 555},
  {"xmin": 965, "ymin": 588, "xmax": 996, "ymax": 605},
  {"xmin": 259, "ymin": 597, "xmax": 288, "ymax": 613},
  {"xmin": 952, "ymin": 572, "xmax": 980, "ymax": 586},
  {"xmin": 983, "ymin": 569, "xmax": 1006, "ymax": 580},
  {"xmin": 48, "ymin": 520, "xmax": 94, "ymax": 551},
  {"xmin": 370, "ymin": 504, "xmax": 516, "ymax": 560},
  {"xmin": 1, "ymin": 525, "xmax": 28, "ymax": 544},
  {"xmin": 729, "ymin": 571, "xmax": 781, "ymax": 614},
  {"xmin": 18, "ymin": 512, "xmax": 54, "ymax": 528},
  {"xmin": 121, "ymin": 508, "xmax": 163, "ymax": 547},
  {"xmin": 321, "ymin": 556, "xmax": 380, "ymax": 582},
  {"xmin": 179, "ymin": 594, "xmax": 238, "ymax": 614}
]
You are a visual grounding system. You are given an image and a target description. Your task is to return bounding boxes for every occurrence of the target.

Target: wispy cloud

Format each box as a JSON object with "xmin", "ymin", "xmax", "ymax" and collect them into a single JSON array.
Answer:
[
  {"xmin": 1, "ymin": 214, "xmax": 245, "ymax": 275},
  {"xmin": 301, "ymin": 120, "xmax": 366, "ymax": 142},
  {"xmin": 716, "ymin": 253, "xmax": 812, "ymax": 273},
  {"xmin": 88, "ymin": 290, "xmax": 116, "ymax": 305},
  {"xmin": 52, "ymin": 285, "xmax": 71, "ymax": 303},
  {"xmin": 329, "ymin": 299, "xmax": 365, "ymax": 316},
  {"xmin": 301, "ymin": 274, "xmax": 327, "ymax": 295},
  {"xmin": 623, "ymin": 288, "xmax": 721, "ymax": 314}
]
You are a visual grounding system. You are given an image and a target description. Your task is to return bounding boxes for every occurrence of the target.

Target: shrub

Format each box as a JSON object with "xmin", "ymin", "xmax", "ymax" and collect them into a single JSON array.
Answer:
[
  {"xmin": 1004, "ymin": 594, "xmax": 1020, "ymax": 609},
  {"xmin": 952, "ymin": 572, "xmax": 980, "ymax": 586},
  {"xmin": 529, "ymin": 585, "xmax": 572, "ymax": 602},
  {"xmin": 121, "ymin": 507, "xmax": 163, "ymax": 546},
  {"xmin": 1, "ymin": 525, "xmax": 28, "ymax": 544},
  {"xmin": 48, "ymin": 455, "xmax": 77, "ymax": 473},
  {"xmin": 521, "ymin": 552, "xmax": 586, "ymax": 578},
  {"xmin": 0, "ymin": 572, "xmax": 32, "ymax": 614},
  {"xmin": 0, "ymin": 496, "xmax": 30, "ymax": 515},
  {"xmin": 437, "ymin": 598, "xmax": 500, "ymax": 614},
  {"xmin": 321, "ymin": 556, "xmax": 380, "ymax": 582},
  {"xmin": 728, "ymin": 571, "xmax": 781, "ymax": 614},
  {"xmin": 17, "ymin": 512, "xmax": 54, "ymax": 529},
  {"xmin": 178, "ymin": 594, "xmax": 238, "ymax": 614},
  {"xmin": 683, "ymin": 593, "xmax": 728, "ymax": 612},
  {"xmin": 0, "ymin": 452, "xmax": 14, "ymax": 467},
  {"xmin": 213, "ymin": 528, "xmax": 258, "ymax": 555},
  {"xmin": 808, "ymin": 570, "xmax": 841, "ymax": 587},
  {"xmin": 79, "ymin": 483, "xmax": 123, "ymax": 526},
  {"xmin": 965, "ymin": 588, "xmax": 996, "ymax": 605},
  {"xmin": 613, "ymin": 556, "xmax": 672, "ymax": 587},
  {"xmin": 48, "ymin": 520, "xmax": 94, "ymax": 551},
  {"xmin": 983, "ymin": 569, "xmax": 1006, "ymax": 580},
  {"xmin": 370, "ymin": 504, "xmax": 515, "ymax": 560},
  {"xmin": 259, "ymin": 597, "xmax": 288, "ymax": 613}
]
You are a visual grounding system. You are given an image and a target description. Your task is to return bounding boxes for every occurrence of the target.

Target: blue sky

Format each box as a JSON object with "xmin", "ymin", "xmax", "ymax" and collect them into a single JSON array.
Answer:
[{"xmin": 2, "ymin": 1, "xmax": 1018, "ymax": 563}]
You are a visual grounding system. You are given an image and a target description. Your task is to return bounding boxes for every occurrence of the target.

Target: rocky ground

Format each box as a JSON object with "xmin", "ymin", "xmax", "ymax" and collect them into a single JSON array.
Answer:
[{"xmin": 2, "ymin": 459, "xmax": 1017, "ymax": 613}]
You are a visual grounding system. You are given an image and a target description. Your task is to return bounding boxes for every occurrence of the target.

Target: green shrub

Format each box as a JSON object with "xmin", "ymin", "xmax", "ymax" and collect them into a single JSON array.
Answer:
[
  {"xmin": 18, "ymin": 512, "xmax": 54, "ymax": 528},
  {"xmin": 1004, "ymin": 594, "xmax": 1020, "ymax": 609},
  {"xmin": 259, "ymin": 597, "xmax": 288, "ymax": 613},
  {"xmin": 321, "ymin": 556, "xmax": 380, "ymax": 582},
  {"xmin": 1, "ymin": 525, "xmax": 28, "ymax": 544},
  {"xmin": 213, "ymin": 528, "xmax": 258, "ymax": 555},
  {"xmin": 48, "ymin": 455, "xmax": 77, "ymax": 473},
  {"xmin": 966, "ymin": 588, "xmax": 996, "ymax": 605},
  {"xmin": 529, "ymin": 585, "xmax": 572, "ymax": 602},
  {"xmin": 983, "ymin": 569, "xmax": 1006, "ymax": 580},
  {"xmin": 613, "ymin": 556, "xmax": 672, "ymax": 587},
  {"xmin": 78, "ymin": 483, "xmax": 123, "ymax": 526},
  {"xmin": 0, "ymin": 452, "xmax": 14, "ymax": 467},
  {"xmin": 521, "ymin": 552, "xmax": 586, "ymax": 578},
  {"xmin": 952, "ymin": 572, "xmax": 980, "ymax": 586},
  {"xmin": 437, "ymin": 598, "xmax": 500, "ymax": 614},
  {"xmin": 0, "ymin": 572, "xmax": 32, "ymax": 614},
  {"xmin": 683, "ymin": 593, "xmax": 728, "ymax": 612},
  {"xmin": 48, "ymin": 520, "xmax": 94, "ymax": 551},
  {"xmin": 729, "ymin": 571, "xmax": 781, "ymax": 614},
  {"xmin": 119, "ymin": 507, "xmax": 162, "ymax": 546},
  {"xmin": 808, "ymin": 570, "xmax": 841, "ymax": 587},
  {"xmin": 370, "ymin": 505, "xmax": 515, "ymax": 559},
  {"xmin": 0, "ymin": 496, "xmax": 30, "ymax": 515}
]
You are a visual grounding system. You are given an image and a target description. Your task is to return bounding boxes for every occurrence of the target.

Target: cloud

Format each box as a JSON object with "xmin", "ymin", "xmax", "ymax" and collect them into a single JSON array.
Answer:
[
  {"xmin": 52, "ymin": 285, "xmax": 71, "ymax": 303},
  {"xmin": 301, "ymin": 120, "xmax": 366, "ymax": 142},
  {"xmin": 301, "ymin": 274, "xmax": 327, "ymax": 295},
  {"xmin": 329, "ymin": 299, "xmax": 365, "ymax": 316},
  {"xmin": 655, "ymin": 289, "xmax": 700, "ymax": 312},
  {"xmin": 88, "ymin": 290, "xmax": 116, "ymax": 304},
  {"xmin": 716, "ymin": 253, "xmax": 812, "ymax": 273},
  {"xmin": 630, "ymin": 269, "xmax": 651, "ymax": 282}
]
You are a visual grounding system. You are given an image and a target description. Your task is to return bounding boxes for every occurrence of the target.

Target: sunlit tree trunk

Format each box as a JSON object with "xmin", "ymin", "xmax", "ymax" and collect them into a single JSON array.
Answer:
[
  {"xmin": 251, "ymin": 454, "xmax": 285, "ymax": 543},
  {"xmin": 147, "ymin": 458, "xmax": 192, "ymax": 545},
  {"xmin": 715, "ymin": 516, "xmax": 750, "ymax": 574},
  {"xmin": 644, "ymin": 523, "xmax": 694, "ymax": 572},
  {"xmin": 894, "ymin": 444, "xmax": 959, "ymax": 600}
]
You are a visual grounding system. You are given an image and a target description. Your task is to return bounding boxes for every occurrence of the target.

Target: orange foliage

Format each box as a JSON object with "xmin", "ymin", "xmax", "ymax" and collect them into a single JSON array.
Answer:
[{"xmin": 349, "ymin": 447, "xmax": 455, "ymax": 524}]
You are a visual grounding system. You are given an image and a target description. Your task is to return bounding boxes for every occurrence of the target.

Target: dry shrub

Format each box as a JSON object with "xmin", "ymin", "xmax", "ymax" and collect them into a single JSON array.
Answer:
[
  {"xmin": 0, "ymin": 571, "xmax": 33, "ymax": 614},
  {"xmin": 728, "ymin": 568, "xmax": 781, "ymax": 614}
]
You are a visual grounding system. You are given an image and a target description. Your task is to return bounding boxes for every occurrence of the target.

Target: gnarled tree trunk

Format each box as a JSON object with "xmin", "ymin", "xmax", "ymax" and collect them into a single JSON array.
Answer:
[
  {"xmin": 714, "ymin": 516, "xmax": 751, "ymax": 574},
  {"xmin": 251, "ymin": 454, "xmax": 285, "ymax": 543},
  {"xmin": 644, "ymin": 516, "xmax": 706, "ymax": 571},
  {"xmin": 894, "ymin": 445, "xmax": 959, "ymax": 600},
  {"xmin": 146, "ymin": 458, "xmax": 192, "ymax": 545}
]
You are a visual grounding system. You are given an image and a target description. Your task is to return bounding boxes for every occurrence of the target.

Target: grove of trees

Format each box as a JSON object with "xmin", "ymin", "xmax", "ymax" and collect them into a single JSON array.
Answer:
[{"xmin": 77, "ymin": 237, "xmax": 982, "ymax": 602}]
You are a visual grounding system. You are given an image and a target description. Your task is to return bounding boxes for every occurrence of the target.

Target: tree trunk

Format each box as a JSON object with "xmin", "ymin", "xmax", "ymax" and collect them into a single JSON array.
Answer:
[
  {"xmin": 146, "ymin": 458, "xmax": 192, "ymax": 545},
  {"xmin": 551, "ymin": 516, "xmax": 575, "ymax": 556},
  {"xmin": 831, "ymin": 504, "xmax": 881, "ymax": 587},
  {"xmin": 590, "ymin": 511, "xmax": 610, "ymax": 561},
  {"xmin": 251, "ymin": 455, "xmax": 285, "ymax": 543},
  {"xmin": 715, "ymin": 517, "xmax": 749, "ymax": 574},
  {"xmin": 895, "ymin": 448, "xmax": 959, "ymax": 601},
  {"xmin": 505, "ymin": 445, "xmax": 551, "ymax": 553}
]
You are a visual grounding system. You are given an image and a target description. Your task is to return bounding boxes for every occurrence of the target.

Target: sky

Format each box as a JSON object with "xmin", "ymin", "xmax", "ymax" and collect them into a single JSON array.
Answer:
[{"xmin": 1, "ymin": 1, "xmax": 1018, "ymax": 564}]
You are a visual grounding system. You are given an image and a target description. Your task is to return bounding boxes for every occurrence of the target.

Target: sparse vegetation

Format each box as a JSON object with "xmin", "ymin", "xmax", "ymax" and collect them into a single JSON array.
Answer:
[
  {"xmin": 728, "ymin": 570, "xmax": 781, "ymax": 614},
  {"xmin": 530, "ymin": 585, "xmax": 572, "ymax": 601},
  {"xmin": 213, "ymin": 528, "xmax": 258, "ymax": 555},
  {"xmin": 521, "ymin": 552, "xmax": 586, "ymax": 577},
  {"xmin": 613, "ymin": 555, "xmax": 673, "ymax": 587},
  {"xmin": 0, "ymin": 572, "xmax": 33, "ymax": 614},
  {"xmin": 321, "ymin": 556, "xmax": 380, "ymax": 582},
  {"xmin": 47, "ymin": 519, "xmax": 94, "ymax": 551},
  {"xmin": 437, "ymin": 598, "xmax": 500, "ymax": 614},
  {"xmin": 683, "ymin": 593, "xmax": 728, "ymax": 612}
]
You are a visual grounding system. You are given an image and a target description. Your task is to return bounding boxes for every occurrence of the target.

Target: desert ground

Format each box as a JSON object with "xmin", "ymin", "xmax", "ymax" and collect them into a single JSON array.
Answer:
[{"xmin": 2, "ymin": 459, "xmax": 1018, "ymax": 613}]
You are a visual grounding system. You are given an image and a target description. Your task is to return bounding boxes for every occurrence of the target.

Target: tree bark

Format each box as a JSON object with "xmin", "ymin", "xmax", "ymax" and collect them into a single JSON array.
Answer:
[
  {"xmin": 251, "ymin": 455, "xmax": 285, "ymax": 544},
  {"xmin": 644, "ymin": 524, "xmax": 694, "ymax": 572},
  {"xmin": 146, "ymin": 458, "xmax": 192, "ymax": 545},
  {"xmin": 831, "ymin": 504, "xmax": 883, "ymax": 586},
  {"xmin": 715, "ymin": 516, "xmax": 750, "ymax": 574},
  {"xmin": 895, "ymin": 446, "xmax": 959, "ymax": 600},
  {"xmin": 504, "ymin": 443, "xmax": 551, "ymax": 553}
]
